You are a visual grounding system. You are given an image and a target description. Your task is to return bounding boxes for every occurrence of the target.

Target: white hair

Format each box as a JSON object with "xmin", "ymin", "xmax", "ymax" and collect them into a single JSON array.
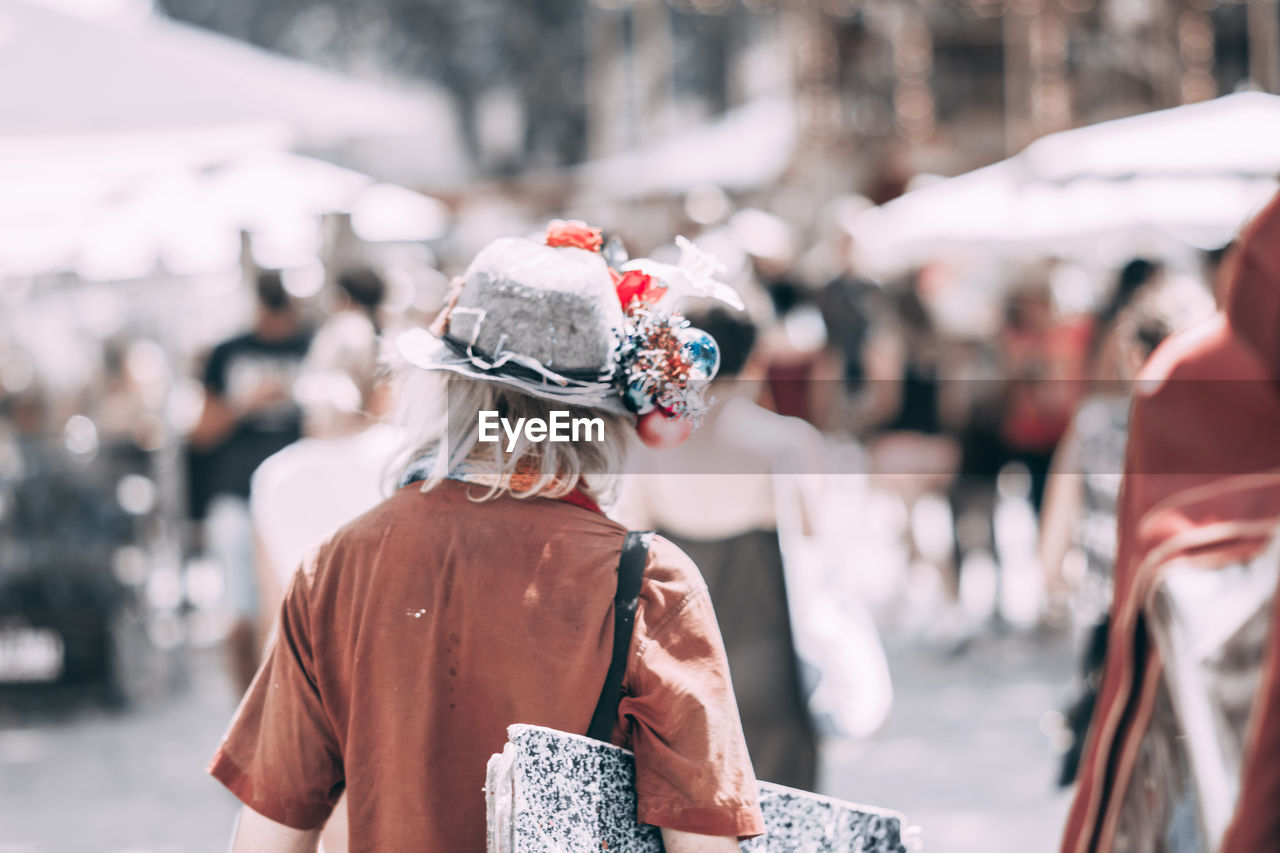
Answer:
[{"xmin": 387, "ymin": 364, "xmax": 633, "ymax": 503}]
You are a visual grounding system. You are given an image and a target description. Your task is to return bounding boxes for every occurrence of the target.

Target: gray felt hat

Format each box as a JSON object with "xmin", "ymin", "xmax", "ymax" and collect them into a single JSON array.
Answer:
[{"xmin": 396, "ymin": 236, "xmax": 629, "ymax": 413}]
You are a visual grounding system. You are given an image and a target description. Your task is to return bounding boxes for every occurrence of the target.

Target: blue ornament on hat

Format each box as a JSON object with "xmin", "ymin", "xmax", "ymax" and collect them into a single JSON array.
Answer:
[
  {"xmin": 677, "ymin": 327, "xmax": 720, "ymax": 381},
  {"xmin": 623, "ymin": 377, "xmax": 657, "ymax": 415}
]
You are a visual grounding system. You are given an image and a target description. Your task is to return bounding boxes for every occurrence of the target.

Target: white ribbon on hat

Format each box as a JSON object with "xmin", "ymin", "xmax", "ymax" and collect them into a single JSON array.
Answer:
[
  {"xmin": 450, "ymin": 306, "xmax": 618, "ymax": 392},
  {"xmin": 622, "ymin": 235, "xmax": 745, "ymax": 311}
]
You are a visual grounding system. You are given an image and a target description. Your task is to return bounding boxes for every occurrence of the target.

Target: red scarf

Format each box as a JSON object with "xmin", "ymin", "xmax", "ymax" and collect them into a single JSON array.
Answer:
[
  {"xmin": 401, "ymin": 456, "xmax": 604, "ymax": 517},
  {"xmin": 556, "ymin": 487, "xmax": 603, "ymax": 516}
]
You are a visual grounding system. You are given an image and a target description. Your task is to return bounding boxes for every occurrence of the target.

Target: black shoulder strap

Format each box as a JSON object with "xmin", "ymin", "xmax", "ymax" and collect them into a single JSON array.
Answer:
[{"xmin": 587, "ymin": 530, "xmax": 653, "ymax": 743}]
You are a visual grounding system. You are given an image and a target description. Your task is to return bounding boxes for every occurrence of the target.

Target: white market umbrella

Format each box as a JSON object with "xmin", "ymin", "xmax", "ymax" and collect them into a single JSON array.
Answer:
[
  {"xmin": 0, "ymin": 1, "xmax": 469, "ymax": 186},
  {"xmin": 0, "ymin": 1, "xmax": 446, "ymax": 146},
  {"xmin": 69, "ymin": 151, "xmax": 448, "ymax": 280},
  {"xmin": 850, "ymin": 93, "xmax": 1280, "ymax": 276},
  {"xmin": 0, "ymin": 145, "xmax": 447, "ymax": 280},
  {"xmin": 576, "ymin": 97, "xmax": 798, "ymax": 199},
  {"xmin": 0, "ymin": 125, "xmax": 290, "ymax": 277},
  {"xmin": 1016, "ymin": 91, "xmax": 1280, "ymax": 183}
]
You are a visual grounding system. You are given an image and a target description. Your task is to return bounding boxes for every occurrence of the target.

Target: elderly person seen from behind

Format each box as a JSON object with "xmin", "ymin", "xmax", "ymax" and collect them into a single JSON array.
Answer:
[{"xmin": 208, "ymin": 221, "xmax": 764, "ymax": 852}]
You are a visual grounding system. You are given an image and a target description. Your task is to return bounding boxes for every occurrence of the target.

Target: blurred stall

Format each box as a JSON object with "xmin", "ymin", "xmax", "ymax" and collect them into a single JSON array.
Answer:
[
  {"xmin": 576, "ymin": 97, "xmax": 796, "ymax": 201},
  {"xmin": 849, "ymin": 92, "xmax": 1280, "ymax": 279},
  {"xmin": 0, "ymin": 1, "xmax": 463, "ymax": 705},
  {"xmin": 568, "ymin": 97, "xmax": 798, "ymax": 250},
  {"xmin": 0, "ymin": 0, "xmax": 469, "ymax": 187}
]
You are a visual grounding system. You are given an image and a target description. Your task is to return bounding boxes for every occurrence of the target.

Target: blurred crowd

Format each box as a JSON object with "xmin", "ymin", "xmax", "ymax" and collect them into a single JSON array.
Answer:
[
  {"xmin": 0, "ymin": 186, "xmax": 1225, "ymax": 709},
  {"xmin": 0, "ymin": 120, "xmax": 1264, "ymax": 853},
  {"xmin": 4, "ymin": 0, "xmax": 1280, "ymax": 849}
]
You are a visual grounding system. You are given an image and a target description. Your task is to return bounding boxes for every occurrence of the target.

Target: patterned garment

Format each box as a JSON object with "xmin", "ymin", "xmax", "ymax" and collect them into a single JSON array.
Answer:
[
  {"xmin": 487, "ymin": 724, "xmax": 910, "ymax": 853},
  {"xmin": 1111, "ymin": 679, "xmax": 1202, "ymax": 853},
  {"xmin": 1121, "ymin": 538, "xmax": 1280, "ymax": 852},
  {"xmin": 1069, "ymin": 395, "xmax": 1132, "ymax": 625}
]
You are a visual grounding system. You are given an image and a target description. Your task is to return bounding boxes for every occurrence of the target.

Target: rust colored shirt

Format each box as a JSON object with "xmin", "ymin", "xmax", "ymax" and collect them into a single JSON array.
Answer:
[{"xmin": 209, "ymin": 479, "xmax": 764, "ymax": 850}]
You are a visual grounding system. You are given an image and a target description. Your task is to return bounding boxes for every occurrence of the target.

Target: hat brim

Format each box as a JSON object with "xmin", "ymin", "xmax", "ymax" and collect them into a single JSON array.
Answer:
[{"xmin": 395, "ymin": 327, "xmax": 631, "ymax": 416}]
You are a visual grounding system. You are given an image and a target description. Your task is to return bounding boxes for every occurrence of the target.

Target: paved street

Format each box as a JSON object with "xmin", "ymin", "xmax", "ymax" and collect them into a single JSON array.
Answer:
[
  {"xmin": 824, "ymin": 631, "xmax": 1074, "ymax": 853},
  {"xmin": 0, "ymin": 627, "xmax": 1073, "ymax": 852},
  {"xmin": 0, "ymin": 648, "xmax": 242, "ymax": 853}
]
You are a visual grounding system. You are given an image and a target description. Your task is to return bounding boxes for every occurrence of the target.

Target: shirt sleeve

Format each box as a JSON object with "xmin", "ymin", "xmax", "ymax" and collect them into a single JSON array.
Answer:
[
  {"xmin": 207, "ymin": 558, "xmax": 344, "ymax": 830},
  {"xmin": 617, "ymin": 553, "xmax": 766, "ymax": 839},
  {"xmin": 202, "ymin": 341, "xmax": 229, "ymax": 396}
]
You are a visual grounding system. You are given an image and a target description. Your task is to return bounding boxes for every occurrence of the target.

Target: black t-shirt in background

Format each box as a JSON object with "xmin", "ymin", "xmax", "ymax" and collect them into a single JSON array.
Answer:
[{"xmin": 197, "ymin": 329, "xmax": 312, "ymax": 503}]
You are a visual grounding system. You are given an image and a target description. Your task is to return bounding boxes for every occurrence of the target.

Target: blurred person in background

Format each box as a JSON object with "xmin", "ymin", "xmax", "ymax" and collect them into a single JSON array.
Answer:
[
  {"xmin": 856, "ymin": 270, "xmax": 966, "ymax": 637},
  {"xmin": 251, "ymin": 267, "xmax": 395, "ymax": 622},
  {"xmin": 997, "ymin": 272, "xmax": 1091, "ymax": 517},
  {"xmin": 88, "ymin": 337, "xmax": 169, "ymax": 465},
  {"xmin": 188, "ymin": 270, "xmax": 311, "ymax": 695},
  {"xmin": 1040, "ymin": 260, "xmax": 1169, "ymax": 618},
  {"xmin": 248, "ymin": 270, "xmax": 396, "ymax": 853},
  {"xmin": 945, "ymin": 331, "xmax": 1007, "ymax": 612},
  {"xmin": 1081, "ymin": 259, "xmax": 1166, "ymax": 382},
  {"xmin": 0, "ymin": 376, "xmax": 145, "ymax": 704},
  {"xmin": 759, "ymin": 279, "xmax": 842, "ymax": 429},
  {"xmin": 944, "ymin": 270, "xmax": 1089, "ymax": 640},
  {"xmin": 210, "ymin": 224, "xmax": 763, "ymax": 851},
  {"xmin": 620, "ymin": 306, "xmax": 821, "ymax": 791},
  {"xmin": 92, "ymin": 339, "xmax": 148, "ymax": 443},
  {"xmin": 857, "ymin": 271, "xmax": 950, "ymax": 441},
  {"xmin": 1039, "ymin": 266, "xmax": 1213, "ymax": 787},
  {"xmin": 329, "ymin": 266, "xmax": 386, "ymax": 334},
  {"xmin": 1062, "ymin": 192, "xmax": 1280, "ymax": 852},
  {"xmin": 818, "ymin": 266, "xmax": 891, "ymax": 435},
  {"xmin": 2, "ymin": 382, "xmax": 51, "ymax": 444}
]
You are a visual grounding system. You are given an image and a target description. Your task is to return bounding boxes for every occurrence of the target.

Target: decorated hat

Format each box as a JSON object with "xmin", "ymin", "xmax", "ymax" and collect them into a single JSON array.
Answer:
[{"xmin": 397, "ymin": 220, "xmax": 743, "ymax": 447}]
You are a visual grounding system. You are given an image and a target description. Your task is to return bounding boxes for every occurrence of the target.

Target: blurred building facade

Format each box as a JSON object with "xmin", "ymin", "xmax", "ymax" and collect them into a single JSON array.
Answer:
[{"xmin": 158, "ymin": 0, "xmax": 1278, "ymax": 199}]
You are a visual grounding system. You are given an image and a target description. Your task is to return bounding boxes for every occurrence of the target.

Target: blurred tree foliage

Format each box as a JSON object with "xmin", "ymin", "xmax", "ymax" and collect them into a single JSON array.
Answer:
[{"xmin": 156, "ymin": 0, "xmax": 589, "ymax": 169}]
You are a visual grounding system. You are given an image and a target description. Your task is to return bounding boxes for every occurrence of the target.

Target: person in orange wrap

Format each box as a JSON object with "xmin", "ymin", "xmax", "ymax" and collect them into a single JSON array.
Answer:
[{"xmin": 1061, "ymin": 191, "xmax": 1280, "ymax": 852}]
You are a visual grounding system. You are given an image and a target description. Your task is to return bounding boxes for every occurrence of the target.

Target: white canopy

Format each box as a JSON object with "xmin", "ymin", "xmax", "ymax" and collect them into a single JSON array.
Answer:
[
  {"xmin": 1017, "ymin": 91, "xmax": 1280, "ymax": 183},
  {"xmin": 576, "ymin": 98, "xmax": 797, "ymax": 200},
  {"xmin": 0, "ymin": 2, "xmax": 463, "ymax": 278},
  {"xmin": 850, "ymin": 93, "xmax": 1280, "ymax": 276},
  {"xmin": 0, "ymin": 1, "xmax": 469, "ymax": 185},
  {"xmin": 0, "ymin": 143, "xmax": 450, "ymax": 279}
]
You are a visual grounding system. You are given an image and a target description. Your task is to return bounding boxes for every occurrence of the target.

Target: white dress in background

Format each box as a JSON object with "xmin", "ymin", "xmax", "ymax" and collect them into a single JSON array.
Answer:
[
  {"xmin": 618, "ymin": 396, "xmax": 820, "ymax": 539},
  {"xmin": 250, "ymin": 423, "xmax": 403, "ymax": 584}
]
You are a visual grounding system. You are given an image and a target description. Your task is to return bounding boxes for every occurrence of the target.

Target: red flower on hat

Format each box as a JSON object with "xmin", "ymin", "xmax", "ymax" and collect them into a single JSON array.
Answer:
[
  {"xmin": 613, "ymin": 270, "xmax": 665, "ymax": 311},
  {"xmin": 545, "ymin": 219, "xmax": 603, "ymax": 252}
]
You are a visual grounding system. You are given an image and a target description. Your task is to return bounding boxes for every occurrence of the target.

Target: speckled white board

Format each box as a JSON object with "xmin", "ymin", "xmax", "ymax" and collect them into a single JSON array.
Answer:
[{"xmin": 486, "ymin": 724, "xmax": 912, "ymax": 852}]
